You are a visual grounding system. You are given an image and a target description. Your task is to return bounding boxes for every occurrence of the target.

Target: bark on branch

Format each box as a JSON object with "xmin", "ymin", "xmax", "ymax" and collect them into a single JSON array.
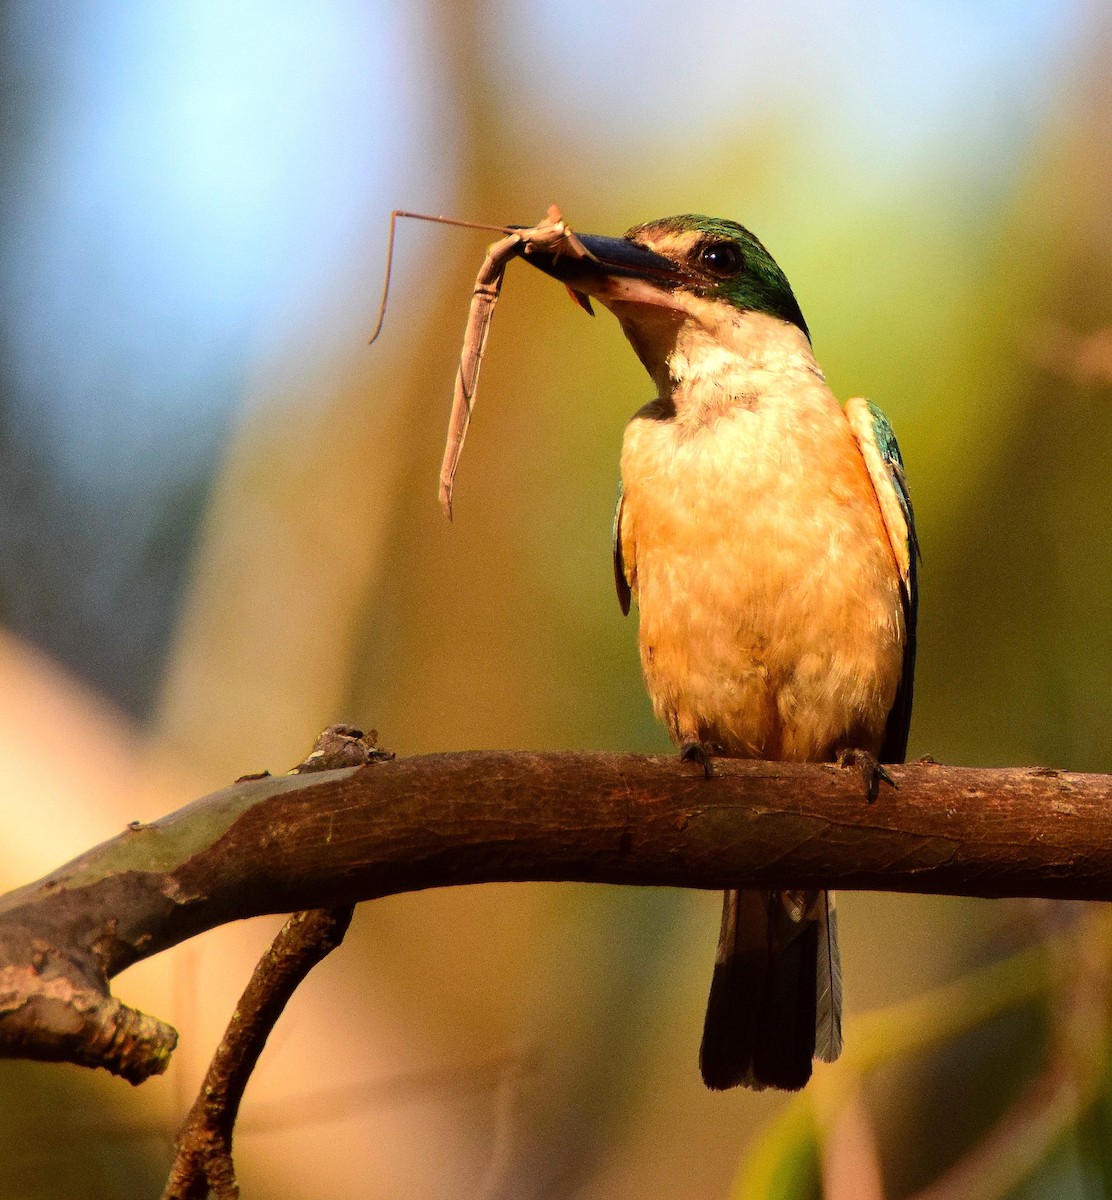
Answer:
[
  {"xmin": 162, "ymin": 906, "xmax": 355, "ymax": 1200},
  {"xmin": 0, "ymin": 752, "xmax": 1106, "ymax": 1083}
]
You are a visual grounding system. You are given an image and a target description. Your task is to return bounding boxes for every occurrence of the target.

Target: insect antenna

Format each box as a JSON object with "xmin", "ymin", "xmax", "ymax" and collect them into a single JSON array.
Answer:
[{"xmin": 367, "ymin": 210, "xmax": 516, "ymax": 345}]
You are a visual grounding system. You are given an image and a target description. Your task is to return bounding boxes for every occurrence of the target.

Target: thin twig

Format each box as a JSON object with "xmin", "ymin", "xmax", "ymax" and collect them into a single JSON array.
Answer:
[
  {"xmin": 160, "ymin": 907, "xmax": 355, "ymax": 1200},
  {"xmin": 161, "ymin": 726, "xmax": 391, "ymax": 1199}
]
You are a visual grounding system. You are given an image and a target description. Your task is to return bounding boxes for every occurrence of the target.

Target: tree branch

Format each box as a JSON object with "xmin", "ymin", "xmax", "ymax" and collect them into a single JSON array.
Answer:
[
  {"xmin": 0, "ymin": 752, "xmax": 1108, "ymax": 1082},
  {"xmin": 161, "ymin": 724, "xmax": 381, "ymax": 1199},
  {"xmin": 161, "ymin": 906, "xmax": 355, "ymax": 1200}
]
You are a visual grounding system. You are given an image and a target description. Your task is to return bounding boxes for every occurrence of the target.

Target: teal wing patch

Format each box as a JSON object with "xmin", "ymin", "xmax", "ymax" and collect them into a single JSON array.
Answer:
[
  {"xmin": 613, "ymin": 481, "xmax": 631, "ymax": 616},
  {"xmin": 848, "ymin": 400, "xmax": 918, "ymax": 763},
  {"xmin": 869, "ymin": 402, "xmax": 918, "ymax": 762}
]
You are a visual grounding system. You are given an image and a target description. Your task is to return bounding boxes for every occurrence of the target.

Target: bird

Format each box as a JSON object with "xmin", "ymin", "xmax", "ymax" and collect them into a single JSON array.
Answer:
[{"xmin": 525, "ymin": 214, "xmax": 918, "ymax": 1091}]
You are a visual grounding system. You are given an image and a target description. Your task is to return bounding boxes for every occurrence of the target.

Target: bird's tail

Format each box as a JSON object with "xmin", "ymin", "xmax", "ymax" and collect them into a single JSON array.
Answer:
[{"xmin": 699, "ymin": 888, "xmax": 842, "ymax": 1090}]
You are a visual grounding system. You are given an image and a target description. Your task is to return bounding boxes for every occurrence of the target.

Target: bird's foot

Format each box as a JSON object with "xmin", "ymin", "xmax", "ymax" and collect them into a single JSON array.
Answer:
[
  {"xmin": 680, "ymin": 741, "xmax": 715, "ymax": 779},
  {"xmin": 836, "ymin": 748, "xmax": 895, "ymax": 804}
]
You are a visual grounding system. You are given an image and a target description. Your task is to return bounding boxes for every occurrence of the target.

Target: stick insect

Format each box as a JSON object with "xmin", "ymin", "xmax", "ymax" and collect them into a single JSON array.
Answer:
[{"xmin": 368, "ymin": 206, "xmax": 596, "ymax": 519}]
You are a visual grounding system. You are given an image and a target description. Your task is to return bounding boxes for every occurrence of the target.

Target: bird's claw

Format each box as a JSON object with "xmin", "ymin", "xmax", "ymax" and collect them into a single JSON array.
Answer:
[
  {"xmin": 836, "ymin": 748, "xmax": 895, "ymax": 804},
  {"xmin": 680, "ymin": 741, "xmax": 715, "ymax": 779}
]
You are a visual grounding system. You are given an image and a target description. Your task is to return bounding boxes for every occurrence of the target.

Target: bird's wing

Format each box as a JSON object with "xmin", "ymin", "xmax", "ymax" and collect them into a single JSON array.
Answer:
[
  {"xmin": 613, "ymin": 481, "xmax": 632, "ymax": 615},
  {"xmin": 845, "ymin": 398, "xmax": 919, "ymax": 762}
]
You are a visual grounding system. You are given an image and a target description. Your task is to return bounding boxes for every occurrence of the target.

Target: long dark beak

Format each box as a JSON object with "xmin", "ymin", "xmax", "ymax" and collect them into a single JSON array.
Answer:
[{"xmin": 523, "ymin": 232, "xmax": 686, "ymax": 289}]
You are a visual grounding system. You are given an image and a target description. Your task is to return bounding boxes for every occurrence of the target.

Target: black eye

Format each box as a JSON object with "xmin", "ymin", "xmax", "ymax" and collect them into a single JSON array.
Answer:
[{"xmin": 698, "ymin": 241, "xmax": 743, "ymax": 278}]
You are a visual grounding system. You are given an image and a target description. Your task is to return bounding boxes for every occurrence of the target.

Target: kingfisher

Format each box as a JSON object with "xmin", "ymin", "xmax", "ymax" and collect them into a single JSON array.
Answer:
[{"xmin": 525, "ymin": 215, "xmax": 918, "ymax": 1091}]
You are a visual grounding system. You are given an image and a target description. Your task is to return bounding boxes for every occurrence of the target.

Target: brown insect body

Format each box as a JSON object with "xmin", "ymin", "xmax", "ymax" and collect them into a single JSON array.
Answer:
[{"xmin": 368, "ymin": 206, "xmax": 594, "ymax": 518}]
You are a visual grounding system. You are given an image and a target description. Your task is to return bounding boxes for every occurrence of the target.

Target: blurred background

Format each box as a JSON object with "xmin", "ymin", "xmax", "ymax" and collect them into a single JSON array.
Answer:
[{"xmin": 1, "ymin": 0, "xmax": 1111, "ymax": 1196}]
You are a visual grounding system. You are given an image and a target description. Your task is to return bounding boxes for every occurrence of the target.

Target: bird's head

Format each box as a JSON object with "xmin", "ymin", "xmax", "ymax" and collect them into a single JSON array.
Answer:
[{"xmin": 527, "ymin": 214, "xmax": 812, "ymax": 395}]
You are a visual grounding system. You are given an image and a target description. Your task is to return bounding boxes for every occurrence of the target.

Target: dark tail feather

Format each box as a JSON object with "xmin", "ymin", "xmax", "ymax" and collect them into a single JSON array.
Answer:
[
  {"xmin": 700, "ymin": 888, "xmax": 838, "ymax": 1091},
  {"xmin": 699, "ymin": 889, "xmax": 767, "ymax": 1090},
  {"xmin": 750, "ymin": 919, "xmax": 818, "ymax": 1090}
]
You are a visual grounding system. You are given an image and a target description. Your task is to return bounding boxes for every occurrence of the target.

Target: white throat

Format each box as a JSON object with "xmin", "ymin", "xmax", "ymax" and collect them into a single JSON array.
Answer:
[
  {"xmin": 666, "ymin": 306, "xmax": 822, "ymax": 394},
  {"xmin": 601, "ymin": 279, "xmax": 823, "ymax": 410},
  {"xmin": 659, "ymin": 309, "xmax": 825, "ymax": 435}
]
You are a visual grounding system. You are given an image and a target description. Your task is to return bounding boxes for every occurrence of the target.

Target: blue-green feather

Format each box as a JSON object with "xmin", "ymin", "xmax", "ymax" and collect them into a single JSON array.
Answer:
[
  {"xmin": 866, "ymin": 401, "xmax": 919, "ymax": 763},
  {"xmin": 613, "ymin": 480, "xmax": 631, "ymax": 616}
]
